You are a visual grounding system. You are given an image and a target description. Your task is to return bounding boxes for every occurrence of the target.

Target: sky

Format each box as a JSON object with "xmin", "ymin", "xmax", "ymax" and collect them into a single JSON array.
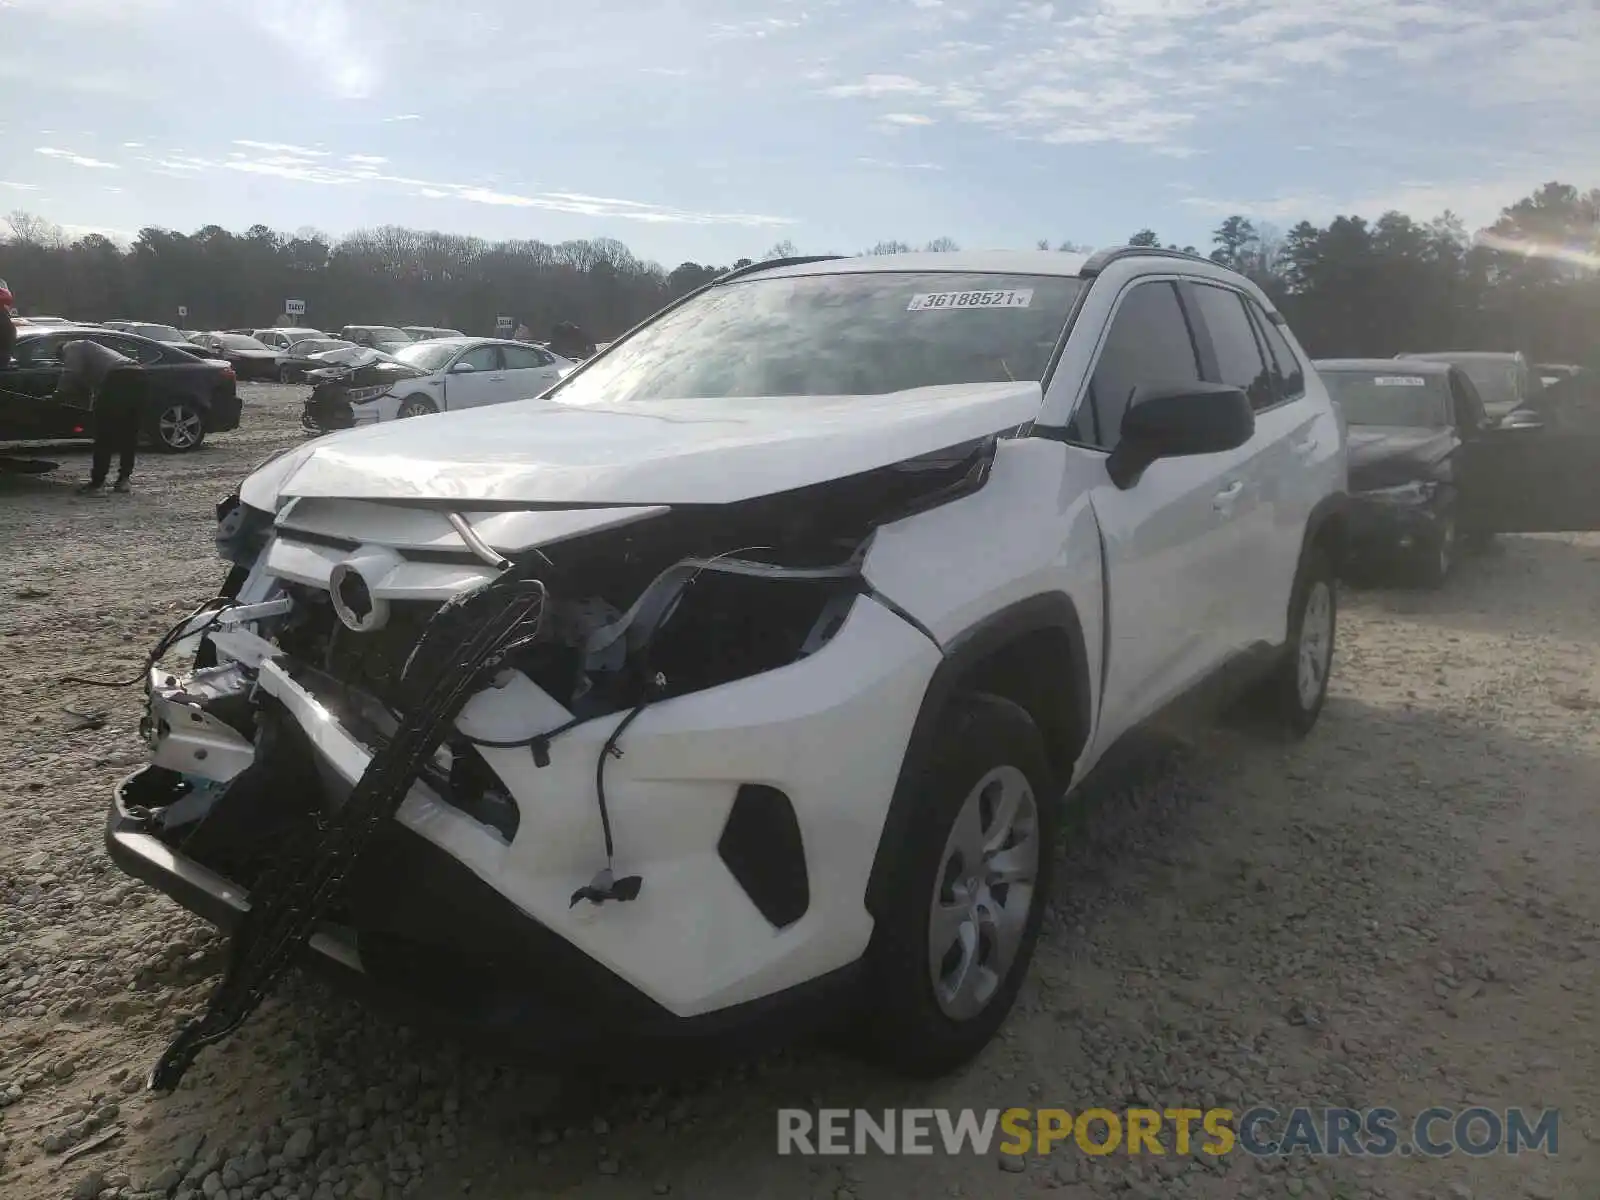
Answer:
[{"xmin": 0, "ymin": 0, "xmax": 1596, "ymax": 266}]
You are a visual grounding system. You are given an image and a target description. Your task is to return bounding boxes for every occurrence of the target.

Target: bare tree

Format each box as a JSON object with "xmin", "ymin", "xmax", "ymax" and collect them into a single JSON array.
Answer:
[{"xmin": 5, "ymin": 211, "xmax": 64, "ymax": 248}]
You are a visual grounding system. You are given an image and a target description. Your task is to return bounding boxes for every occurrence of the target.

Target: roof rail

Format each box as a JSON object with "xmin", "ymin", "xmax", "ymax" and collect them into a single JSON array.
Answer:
[
  {"xmin": 713, "ymin": 254, "xmax": 847, "ymax": 284},
  {"xmin": 1079, "ymin": 245, "xmax": 1222, "ymax": 277}
]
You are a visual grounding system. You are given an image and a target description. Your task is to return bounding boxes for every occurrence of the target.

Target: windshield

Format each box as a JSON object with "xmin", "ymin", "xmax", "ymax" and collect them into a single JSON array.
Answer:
[
  {"xmin": 357, "ymin": 327, "xmax": 410, "ymax": 343},
  {"xmin": 290, "ymin": 338, "xmax": 346, "ymax": 355},
  {"xmin": 132, "ymin": 324, "xmax": 183, "ymax": 341},
  {"xmin": 391, "ymin": 341, "xmax": 463, "ymax": 372},
  {"xmin": 1416, "ymin": 356, "xmax": 1518, "ymax": 408},
  {"xmin": 1323, "ymin": 370, "xmax": 1451, "ymax": 427},
  {"xmin": 548, "ymin": 271, "xmax": 1084, "ymax": 404},
  {"xmin": 219, "ymin": 334, "xmax": 270, "ymax": 350}
]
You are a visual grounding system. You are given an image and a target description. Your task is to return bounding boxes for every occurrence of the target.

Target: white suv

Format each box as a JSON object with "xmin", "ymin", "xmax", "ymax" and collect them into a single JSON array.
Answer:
[{"xmin": 105, "ymin": 248, "xmax": 1348, "ymax": 1088}]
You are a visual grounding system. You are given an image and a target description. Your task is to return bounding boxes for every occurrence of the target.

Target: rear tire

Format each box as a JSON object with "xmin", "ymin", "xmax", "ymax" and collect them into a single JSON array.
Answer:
[
  {"xmin": 855, "ymin": 692, "xmax": 1056, "ymax": 1077},
  {"xmin": 397, "ymin": 396, "xmax": 437, "ymax": 418},
  {"xmin": 1254, "ymin": 542, "xmax": 1336, "ymax": 738},
  {"xmin": 152, "ymin": 401, "xmax": 206, "ymax": 453}
]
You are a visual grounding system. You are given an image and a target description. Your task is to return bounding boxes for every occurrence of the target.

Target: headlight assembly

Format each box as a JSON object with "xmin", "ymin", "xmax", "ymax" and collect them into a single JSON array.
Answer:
[{"xmin": 346, "ymin": 384, "xmax": 392, "ymax": 404}]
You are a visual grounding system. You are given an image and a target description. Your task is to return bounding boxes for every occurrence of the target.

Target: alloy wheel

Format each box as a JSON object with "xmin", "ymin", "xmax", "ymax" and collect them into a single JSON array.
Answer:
[
  {"xmin": 927, "ymin": 764, "xmax": 1040, "ymax": 1021},
  {"xmin": 158, "ymin": 404, "xmax": 204, "ymax": 451},
  {"xmin": 1297, "ymin": 580, "xmax": 1334, "ymax": 709}
]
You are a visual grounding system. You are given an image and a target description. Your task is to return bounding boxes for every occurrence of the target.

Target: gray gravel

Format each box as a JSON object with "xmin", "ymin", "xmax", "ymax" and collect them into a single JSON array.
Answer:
[{"xmin": 3, "ymin": 383, "xmax": 1599, "ymax": 1199}]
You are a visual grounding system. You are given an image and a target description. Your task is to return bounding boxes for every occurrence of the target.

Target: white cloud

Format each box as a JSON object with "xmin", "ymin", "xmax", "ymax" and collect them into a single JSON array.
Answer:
[
  {"xmin": 881, "ymin": 112, "xmax": 936, "ymax": 126},
  {"xmin": 122, "ymin": 141, "xmax": 143, "ymax": 148},
  {"xmin": 234, "ymin": 140, "xmax": 328, "ymax": 158},
  {"xmin": 823, "ymin": 73, "xmax": 934, "ymax": 99},
  {"xmin": 0, "ymin": 181, "xmax": 40, "ymax": 190},
  {"xmin": 816, "ymin": 0, "xmax": 1600, "ymax": 157},
  {"xmin": 35, "ymin": 146, "xmax": 118, "ymax": 169},
  {"xmin": 710, "ymin": 15, "xmax": 806, "ymax": 40},
  {"xmin": 382, "ymin": 114, "xmax": 422, "ymax": 123},
  {"xmin": 121, "ymin": 139, "xmax": 795, "ymax": 228},
  {"xmin": 856, "ymin": 156, "xmax": 944, "ymax": 171}
]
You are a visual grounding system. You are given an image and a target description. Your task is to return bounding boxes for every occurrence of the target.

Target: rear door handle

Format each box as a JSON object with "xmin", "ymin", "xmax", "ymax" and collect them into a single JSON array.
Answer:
[
  {"xmin": 1293, "ymin": 436, "xmax": 1319, "ymax": 458},
  {"xmin": 1213, "ymin": 479, "xmax": 1245, "ymax": 512}
]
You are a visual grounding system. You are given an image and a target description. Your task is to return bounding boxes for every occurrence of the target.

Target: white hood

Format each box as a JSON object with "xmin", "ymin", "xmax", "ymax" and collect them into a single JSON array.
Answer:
[{"xmin": 242, "ymin": 382, "xmax": 1043, "ymax": 509}]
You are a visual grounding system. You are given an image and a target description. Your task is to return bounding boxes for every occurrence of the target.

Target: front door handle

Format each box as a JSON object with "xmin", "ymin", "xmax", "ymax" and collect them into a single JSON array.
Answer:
[
  {"xmin": 1293, "ymin": 436, "xmax": 1319, "ymax": 458},
  {"xmin": 1213, "ymin": 479, "xmax": 1245, "ymax": 512}
]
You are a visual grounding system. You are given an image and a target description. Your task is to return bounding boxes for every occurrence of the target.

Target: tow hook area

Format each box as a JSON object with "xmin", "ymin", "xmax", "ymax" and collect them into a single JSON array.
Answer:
[{"xmin": 146, "ymin": 566, "xmax": 549, "ymax": 1092}]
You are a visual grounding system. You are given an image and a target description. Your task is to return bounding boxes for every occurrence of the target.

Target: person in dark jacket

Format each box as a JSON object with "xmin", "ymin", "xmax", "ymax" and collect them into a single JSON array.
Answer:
[{"xmin": 58, "ymin": 339, "xmax": 145, "ymax": 494}]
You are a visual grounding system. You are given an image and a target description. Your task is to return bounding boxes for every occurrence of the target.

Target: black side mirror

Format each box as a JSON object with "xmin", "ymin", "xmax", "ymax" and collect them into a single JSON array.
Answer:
[{"xmin": 1107, "ymin": 383, "xmax": 1254, "ymax": 489}]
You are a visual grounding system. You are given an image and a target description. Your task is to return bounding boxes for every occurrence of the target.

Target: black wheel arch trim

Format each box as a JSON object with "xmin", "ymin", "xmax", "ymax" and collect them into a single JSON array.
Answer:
[
  {"xmin": 863, "ymin": 591, "xmax": 1091, "ymax": 917},
  {"xmin": 1304, "ymin": 491, "xmax": 1350, "ymax": 570}
]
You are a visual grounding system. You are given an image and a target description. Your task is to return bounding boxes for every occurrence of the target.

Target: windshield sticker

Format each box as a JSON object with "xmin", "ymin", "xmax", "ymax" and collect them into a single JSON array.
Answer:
[
  {"xmin": 1373, "ymin": 375, "xmax": 1427, "ymax": 386},
  {"xmin": 907, "ymin": 288, "xmax": 1034, "ymax": 312}
]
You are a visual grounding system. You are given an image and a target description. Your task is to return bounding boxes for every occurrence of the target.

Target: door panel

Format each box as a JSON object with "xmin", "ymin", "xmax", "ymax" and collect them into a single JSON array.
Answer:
[
  {"xmin": 440, "ymin": 345, "xmax": 505, "ymax": 411},
  {"xmin": 1182, "ymin": 281, "xmax": 1286, "ymax": 656},
  {"xmin": 1072, "ymin": 278, "xmax": 1246, "ymax": 750},
  {"xmin": 0, "ymin": 338, "xmax": 83, "ymax": 440},
  {"xmin": 500, "ymin": 344, "xmax": 561, "ymax": 398},
  {"xmin": 1458, "ymin": 423, "xmax": 1600, "ymax": 532}
]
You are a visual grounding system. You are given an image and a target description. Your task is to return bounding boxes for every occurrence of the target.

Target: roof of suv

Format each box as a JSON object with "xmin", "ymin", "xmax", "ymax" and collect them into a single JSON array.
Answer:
[
  {"xmin": 1401, "ymin": 351, "xmax": 1523, "ymax": 363},
  {"xmin": 1316, "ymin": 357, "xmax": 1452, "ymax": 375},
  {"xmin": 748, "ymin": 250, "xmax": 1093, "ymax": 280}
]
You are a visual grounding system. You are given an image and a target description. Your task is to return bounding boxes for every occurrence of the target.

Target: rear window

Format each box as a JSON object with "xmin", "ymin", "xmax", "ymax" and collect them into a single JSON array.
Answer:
[
  {"xmin": 1321, "ymin": 370, "xmax": 1451, "ymax": 428},
  {"xmin": 548, "ymin": 271, "xmax": 1084, "ymax": 404}
]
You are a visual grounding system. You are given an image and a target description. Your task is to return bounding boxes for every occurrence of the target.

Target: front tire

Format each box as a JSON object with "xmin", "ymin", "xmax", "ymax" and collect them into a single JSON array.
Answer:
[
  {"xmin": 396, "ymin": 396, "xmax": 437, "ymax": 418},
  {"xmin": 1255, "ymin": 542, "xmax": 1336, "ymax": 737},
  {"xmin": 856, "ymin": 693, "xmax": 1056, "ymax": 1077},
  {"xmin": 152, "ymin": 402, "xmax": 206, "ymax": 453},
  {"xmin": 1412, "ymin": 515, "xmax": 1456, "ymax": 589}
]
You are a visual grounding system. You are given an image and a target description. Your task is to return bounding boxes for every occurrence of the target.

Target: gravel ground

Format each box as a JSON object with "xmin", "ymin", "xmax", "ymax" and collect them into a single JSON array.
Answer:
[{"xmin": 2, "ymin": 383, "xmax": 1598, "ymax": 1200}]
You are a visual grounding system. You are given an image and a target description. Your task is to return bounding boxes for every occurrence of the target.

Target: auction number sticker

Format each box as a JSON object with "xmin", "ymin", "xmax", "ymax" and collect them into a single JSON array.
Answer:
[
  {"xmin": 908, "ymin": 288, "xmax": 1034, "ymax": 311},
  {"xmin": 1373, "ymin": 375, "xmax": 1427, "ymax": 386}
]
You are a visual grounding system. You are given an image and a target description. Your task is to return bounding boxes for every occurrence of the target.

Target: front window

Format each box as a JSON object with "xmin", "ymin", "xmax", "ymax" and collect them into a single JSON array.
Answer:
[
  {"xmin": 289, "ymin": 339, "xmax": 344, "ymax": 355},
  {"xmin": 391, "ymin": 341, "xmax": 464, "ymax": 372},
  {"xmin": 547, "ymin": 271, "xmax": 1084, "ymax": 405},
  {"xmin": 1322, "ymin": 370, "xmax": 1451, "ymax": 427}
]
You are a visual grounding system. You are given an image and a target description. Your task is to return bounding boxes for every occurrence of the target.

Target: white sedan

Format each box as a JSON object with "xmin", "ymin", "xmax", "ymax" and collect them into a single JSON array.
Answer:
[{"xmin": 304, "ymin": 337, "xmax": 575, "ymax": 430}]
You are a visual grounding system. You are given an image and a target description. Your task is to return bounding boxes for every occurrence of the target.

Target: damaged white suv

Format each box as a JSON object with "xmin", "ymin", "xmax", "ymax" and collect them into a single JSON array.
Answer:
[{"xmin": 107, "ymin": 248, "xmax": 1347, "ymax": 1088}]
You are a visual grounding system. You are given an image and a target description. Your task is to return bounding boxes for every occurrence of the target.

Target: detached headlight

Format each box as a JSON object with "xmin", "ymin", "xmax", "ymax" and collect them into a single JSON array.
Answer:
[
  {"xmin": 1363, "ymin": 480, "xmax": 1437, "ymax": 505},
  {"xmin": 346, "ymin": 384, "xmax": 392, "ymax": 404}
]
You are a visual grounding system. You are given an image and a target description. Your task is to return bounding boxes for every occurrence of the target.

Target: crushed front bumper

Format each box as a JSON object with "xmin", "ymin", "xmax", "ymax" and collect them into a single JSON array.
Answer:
[
  {"xmin": 1344, "ymin": 492, "xmax": 1449, "ymax": 566},
  {"xmin": 104, "ymin": 763, "xmax": 862, "ymax": 1064},
  {"xmin": 109, "ymin": 582, "xmax": 936, "ymax": 1066}
]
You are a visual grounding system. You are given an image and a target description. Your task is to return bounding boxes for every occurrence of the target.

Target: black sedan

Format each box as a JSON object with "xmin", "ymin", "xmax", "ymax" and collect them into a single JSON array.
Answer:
[
  {"xmin": 1318, "ymin": 357, "xmax": 1600, "ymax": 586},
  {"xmin": 275, "ymin": 337, "xmax": 355, "ymax": 383},
  {"xmin": 190, "ymin": 332, "xmax": 281, "ymax": 381},
  {"xmin": 0, "ymin": 326, "xmax": 241, "ymax": 456}
]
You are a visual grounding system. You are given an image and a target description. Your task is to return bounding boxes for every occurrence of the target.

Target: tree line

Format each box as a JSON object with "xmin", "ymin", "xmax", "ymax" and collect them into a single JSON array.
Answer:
[{"xmin": 2, "ymin": 180, "xmax": 1595, "ymax": 362}]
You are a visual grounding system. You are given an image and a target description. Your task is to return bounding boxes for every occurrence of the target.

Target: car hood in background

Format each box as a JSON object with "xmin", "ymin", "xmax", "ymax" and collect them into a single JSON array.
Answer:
[{"xmin": 242, "ymin": 380, "xmax": 1044, "ymax": 509}]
